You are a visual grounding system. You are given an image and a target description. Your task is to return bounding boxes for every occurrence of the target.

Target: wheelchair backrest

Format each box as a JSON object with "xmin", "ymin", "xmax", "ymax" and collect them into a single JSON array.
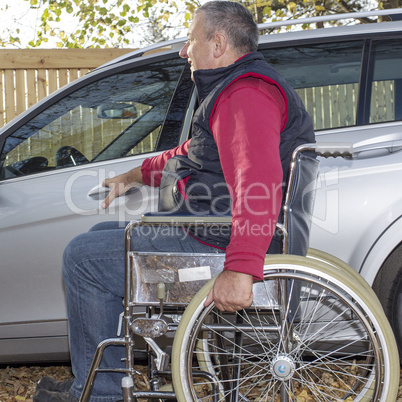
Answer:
[{"xmin": 281, "ymin": 146, "xmax": 319, "ymax": 256}]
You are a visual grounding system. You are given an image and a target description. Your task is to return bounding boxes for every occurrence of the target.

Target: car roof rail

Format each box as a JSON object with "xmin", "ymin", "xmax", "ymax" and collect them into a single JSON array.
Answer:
[
  {"xmin": 95, "ymin": 8, "xmax": 402, "ymax": 71},
  {"xmin": 93, "ymin": 37, "xmax": 186, "ymax": 71},
  {"xmin": 257, "ymin": 7, "xmax": 402, "ymax": 30}
]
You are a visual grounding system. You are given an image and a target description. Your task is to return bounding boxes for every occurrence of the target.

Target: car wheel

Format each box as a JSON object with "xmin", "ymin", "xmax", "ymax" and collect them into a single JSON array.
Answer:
[{"xmin": 372, "ymin": 243, "xmax": 402, "ymax": 363}]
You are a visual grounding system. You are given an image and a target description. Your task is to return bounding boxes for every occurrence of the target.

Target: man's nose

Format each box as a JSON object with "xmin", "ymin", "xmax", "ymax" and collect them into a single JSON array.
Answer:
[{"xmin": 179, "ymin": 42, "xmax": 189, "ymax": 59}]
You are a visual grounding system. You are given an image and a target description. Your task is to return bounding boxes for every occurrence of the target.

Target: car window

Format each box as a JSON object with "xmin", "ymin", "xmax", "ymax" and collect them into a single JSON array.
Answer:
[
  {"xmin": 0, "ymin": 57, "xmax": 186, "ymax": 180},
  {"xmin": 261, "ymin": 41, "xmax": 364, "ymax": 130},
  {"xmin": 369, "ymin": 38, "xmax": 402, "ymax": 124}
]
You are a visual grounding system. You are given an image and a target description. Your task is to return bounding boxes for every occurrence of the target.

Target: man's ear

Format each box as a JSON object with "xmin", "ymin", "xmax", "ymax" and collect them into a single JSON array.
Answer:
[{"xmin": 213, "ymin": 32, "xmax": 227, "ymax": 58}]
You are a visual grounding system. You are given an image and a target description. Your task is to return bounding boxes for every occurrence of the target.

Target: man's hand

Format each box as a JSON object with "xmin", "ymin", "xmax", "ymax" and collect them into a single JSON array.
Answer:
[
  {"xmin": 204, "ymin": 270, "xmax": 253, "ymax": 312},
  {"xmin": 101, "ymin": 167, "xmax": 143, "ymax": 209}
]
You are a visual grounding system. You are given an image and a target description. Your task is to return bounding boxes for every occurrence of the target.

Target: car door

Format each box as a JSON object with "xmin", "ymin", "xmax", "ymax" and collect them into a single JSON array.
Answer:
[
  {"xmin": 0, "ymin": 52, "xmax": 193, "ymax": 362},
  {"xmin": 260, "ymin": 34, "xmax": 402, "ymax": 277}
]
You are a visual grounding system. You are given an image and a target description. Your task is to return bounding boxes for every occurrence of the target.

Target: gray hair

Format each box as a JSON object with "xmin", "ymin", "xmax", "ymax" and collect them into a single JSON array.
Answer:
[{"xmin": 195, "ymin": 1, "xmax": 259, "ymax": 55}]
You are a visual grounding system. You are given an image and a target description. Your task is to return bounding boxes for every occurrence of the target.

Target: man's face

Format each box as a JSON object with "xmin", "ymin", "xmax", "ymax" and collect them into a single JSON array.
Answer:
[{"xmin": 179, "ymin": 12, "xmax": 216, "ymax": 80}]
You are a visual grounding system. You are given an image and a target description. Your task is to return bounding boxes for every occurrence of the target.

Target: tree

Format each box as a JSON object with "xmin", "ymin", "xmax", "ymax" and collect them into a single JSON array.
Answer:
[
  {"xmin": 0, "ymin": 0, "xmax": 400, "ymax": 49},
  {"xmin": 0, "ymin": 0, "xmax": 202, "ymax": 49}
]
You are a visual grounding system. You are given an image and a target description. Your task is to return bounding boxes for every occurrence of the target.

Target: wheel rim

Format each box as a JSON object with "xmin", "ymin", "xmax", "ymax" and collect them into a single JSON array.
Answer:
[{"xmin": 181, "ymin": 269, "xmax": 384, "ymax": 401}]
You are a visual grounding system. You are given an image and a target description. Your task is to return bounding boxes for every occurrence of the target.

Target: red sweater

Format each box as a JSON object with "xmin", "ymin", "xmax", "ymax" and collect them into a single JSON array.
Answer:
[{"xmin": 141, "ymin": 77, "xmax": 287, "ymax": 280}]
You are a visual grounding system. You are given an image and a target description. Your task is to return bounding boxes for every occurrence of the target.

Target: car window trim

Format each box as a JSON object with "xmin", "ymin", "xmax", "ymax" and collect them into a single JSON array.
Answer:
[
  {"xmin": 0, "ymin": 49, "xmax": 185, "ymax": 158},
  {"xmin": 258, "ymin": 31, "xmax": 402, "ymax": 131},
  {"xmin": 154, "ymin": 62, "xmax": 192, "ymax": 151},
  {"xmin": 258, "ymin": 23, "xmax": 402, "ymax": 51},
  {"xmin": 179, "ymin": 87, "xmax": 198, "ymax": 144},
  {"xmin": 357, "ymin": 39, "xmax": 375, "ymax": 126},
  {"xmin": 0, "ymin": 50, "xmax": 187, "ymax": 177},
  {"xmin": 0, "ymin": 152, "xmax": 164, "ymax": 185}
]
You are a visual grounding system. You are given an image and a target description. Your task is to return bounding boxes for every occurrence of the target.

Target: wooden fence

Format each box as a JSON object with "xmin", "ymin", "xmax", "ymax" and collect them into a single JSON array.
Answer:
[
  {"xmin": 1, "ymin": 49, "xmax": 395, "ymax": 133},
  {"xmin": 0, "ymin": 49, "xmax": 136, "ymax": 129}
]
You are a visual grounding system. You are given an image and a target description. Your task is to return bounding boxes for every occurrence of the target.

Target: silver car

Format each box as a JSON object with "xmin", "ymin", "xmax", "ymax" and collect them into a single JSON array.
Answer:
[{"xmin": 1, "ymin": 9, "xmax": 401, "ymax": 363}]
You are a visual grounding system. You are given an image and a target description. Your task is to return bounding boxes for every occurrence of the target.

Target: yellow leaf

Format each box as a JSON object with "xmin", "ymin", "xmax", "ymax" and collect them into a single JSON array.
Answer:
[
  {"xmin": 162, "ymin": 11, "xmax": 169, "ymax": 22},
  {"xmin": 297, "ymin": 389, "xmax": 308, "ymax": 402},
  {"xmin": 287, "ymin": 1, "xmax": 297, "ymax": 12}
]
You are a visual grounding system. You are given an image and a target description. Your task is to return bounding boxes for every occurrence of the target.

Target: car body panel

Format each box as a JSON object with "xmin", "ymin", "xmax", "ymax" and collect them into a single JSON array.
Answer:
[
  {"xmin": 0, "ymin": 156, "xmax": 158, "ymax": 321},
  {"xmin": 0, "ymin": 156, "xmax": 160, "ymax": 362},
  {"xmin": 311, "ymin": 121, "xmax": 402, "ymax": 276}
]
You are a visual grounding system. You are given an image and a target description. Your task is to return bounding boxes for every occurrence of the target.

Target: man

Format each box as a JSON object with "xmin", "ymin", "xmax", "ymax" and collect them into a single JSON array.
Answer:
[{"xmin": 34, "ymin": 1, "xmax": 314, "ymax": 401}]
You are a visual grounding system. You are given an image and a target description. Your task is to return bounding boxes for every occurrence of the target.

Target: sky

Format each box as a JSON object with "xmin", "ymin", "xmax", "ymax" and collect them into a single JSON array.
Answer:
[
  {"xmin": 0, "ymin": 0, "xmax": 55, "ymax": 47},
  {"xmin": 0, "ymin": 0, "xmax": 199, "ymax": 49}
]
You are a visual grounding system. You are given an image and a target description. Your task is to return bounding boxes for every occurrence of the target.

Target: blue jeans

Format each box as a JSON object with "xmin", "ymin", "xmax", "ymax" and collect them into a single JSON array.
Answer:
[{"xmin": 62, "ymin": 221, "xmax": 221, "ymax": 401}]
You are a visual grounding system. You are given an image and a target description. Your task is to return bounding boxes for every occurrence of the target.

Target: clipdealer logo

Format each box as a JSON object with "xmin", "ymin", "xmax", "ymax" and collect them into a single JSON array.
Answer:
[
  {"xmin": 64, "ymin": 168, "xmax": 152, "ymax": 220},
  {"xmin": 311, "ymin": 167, "xmax": 340, "ymax": 235},
  {"xmin": 64, "ymin": 166, "xmax": 341, "ymax": 235}
]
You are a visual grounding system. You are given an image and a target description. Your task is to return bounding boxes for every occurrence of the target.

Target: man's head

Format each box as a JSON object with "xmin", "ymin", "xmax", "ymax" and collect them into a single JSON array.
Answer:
[{"xmin": 179, "ymin": 1, "xmax": 258, "ymax": 80}]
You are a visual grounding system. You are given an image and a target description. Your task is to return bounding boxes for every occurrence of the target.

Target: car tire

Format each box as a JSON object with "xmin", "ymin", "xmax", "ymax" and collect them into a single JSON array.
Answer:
[{"xmin": 372, "ymin": 242, "xmax": 402, "ymax": 363}]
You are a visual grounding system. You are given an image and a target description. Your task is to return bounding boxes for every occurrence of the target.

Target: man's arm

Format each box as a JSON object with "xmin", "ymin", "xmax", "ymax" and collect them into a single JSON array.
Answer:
[
  {"xmin": 205, "ymin": 77, "xmax": 287, "ymax": 311},
  {"xmin": 101, "ymin": 140, "xmax": 191, "ymax": 208}
]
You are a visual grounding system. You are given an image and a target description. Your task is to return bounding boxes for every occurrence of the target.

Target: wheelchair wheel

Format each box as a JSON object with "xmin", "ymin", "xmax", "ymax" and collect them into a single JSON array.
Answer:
[
  {"xmin": 171, "ymin": 255, "xmax": 399, "ymax": 401},
  {"xmin": 307, "ymin": 248, "xmax": 372, "ymax": 295},
  {"xmin": 306, "ymin": 249, "xmax": 386, "ymax": 313}
]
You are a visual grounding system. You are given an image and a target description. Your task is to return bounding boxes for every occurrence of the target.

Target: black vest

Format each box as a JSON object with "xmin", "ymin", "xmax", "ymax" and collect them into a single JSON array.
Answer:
[{"xmin": 159, "ymin": 52, "xmax": 315, "ymax": 249}]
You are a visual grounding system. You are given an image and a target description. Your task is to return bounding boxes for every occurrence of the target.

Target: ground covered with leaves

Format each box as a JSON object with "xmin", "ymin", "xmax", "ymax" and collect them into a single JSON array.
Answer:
[{"xmin": 0, "ymin": 364, "xmax": 401, "ymax": 401}]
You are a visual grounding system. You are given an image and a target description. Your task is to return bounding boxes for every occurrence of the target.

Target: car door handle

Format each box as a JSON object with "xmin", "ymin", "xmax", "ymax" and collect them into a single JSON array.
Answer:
[
  {"xmin": 87, "ymin": 185, "xmax": 141, "ymax": 200},
  {"xmin": 354, "ymin": 137, "xmax": 402, "ymax": 158}
]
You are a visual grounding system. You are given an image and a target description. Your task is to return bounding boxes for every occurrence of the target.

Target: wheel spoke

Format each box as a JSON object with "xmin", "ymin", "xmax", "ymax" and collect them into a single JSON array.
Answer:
[{"xmin": 172, "ymin": 257, "xmax": 398, "ymax": 401}]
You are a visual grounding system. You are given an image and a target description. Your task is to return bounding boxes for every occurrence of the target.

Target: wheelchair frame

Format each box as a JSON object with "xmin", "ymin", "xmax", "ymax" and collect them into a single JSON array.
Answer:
[{"xmin": 80, "ymin": 143, "xmax": 399, "ymax": 401}]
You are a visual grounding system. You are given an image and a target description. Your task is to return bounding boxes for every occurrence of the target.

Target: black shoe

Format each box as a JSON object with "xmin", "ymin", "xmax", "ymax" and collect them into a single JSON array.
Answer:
[
  {"xmin": 36, "ymin": 377, "xmax": 75, "ymax": 393},
  {"xmin": 33, "ymin": 389, "xmax": 78, "ymax": 402}
]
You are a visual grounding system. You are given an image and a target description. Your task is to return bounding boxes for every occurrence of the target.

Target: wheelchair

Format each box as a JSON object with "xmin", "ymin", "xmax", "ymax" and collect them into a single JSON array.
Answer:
[{"xmin": 80, "ymin": 143, "xmax": 400, "ymax": 401}]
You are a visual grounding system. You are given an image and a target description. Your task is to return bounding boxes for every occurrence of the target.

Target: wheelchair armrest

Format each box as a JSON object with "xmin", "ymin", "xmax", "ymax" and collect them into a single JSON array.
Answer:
[{"xmin": 141, "ymin": 212, "xmax": 232, "ymax": 225}]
